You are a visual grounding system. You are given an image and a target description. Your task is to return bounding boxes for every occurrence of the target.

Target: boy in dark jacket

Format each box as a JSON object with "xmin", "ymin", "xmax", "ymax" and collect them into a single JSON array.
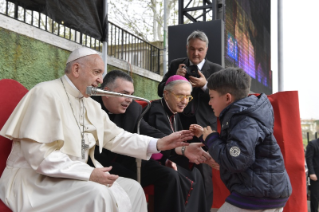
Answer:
[{"xmin": 194, "ymin": 67, "xmax": 292, "ymax": 211}]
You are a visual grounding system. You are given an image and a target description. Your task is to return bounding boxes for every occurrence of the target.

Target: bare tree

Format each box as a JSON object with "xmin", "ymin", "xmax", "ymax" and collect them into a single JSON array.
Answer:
[{"xmin": 109, "ymin": 0, "xmax": 201, "ymax": 42}]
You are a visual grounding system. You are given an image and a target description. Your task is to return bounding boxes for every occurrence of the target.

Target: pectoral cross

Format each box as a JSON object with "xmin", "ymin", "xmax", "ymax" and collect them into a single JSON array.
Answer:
[{"xmin": 81, "ymin": 138, "xmax": 89, "ymax": 159}]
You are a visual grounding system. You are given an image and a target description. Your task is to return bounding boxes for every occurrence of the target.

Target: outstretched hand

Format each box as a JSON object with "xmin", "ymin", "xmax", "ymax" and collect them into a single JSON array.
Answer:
[
  {"xmin": 157, "ymin": 130, "xmax": 192, "ymax": 151},
  {"xmin": 189, "ymin": 124, "xmax": 204, "ymax": 138},
  {"xmin": 89, "ymin": 166, "xmax": 119, "ymax": 187},
  {"xmin": 185, "ymin": 143, "xmax": 211, "ymax": 164}
]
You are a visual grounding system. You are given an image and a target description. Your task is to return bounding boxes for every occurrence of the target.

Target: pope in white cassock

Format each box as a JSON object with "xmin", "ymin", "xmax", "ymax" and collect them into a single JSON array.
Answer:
[{"xmin": 0, "ymin": 47, "xmax": 193, "ymax": 212}]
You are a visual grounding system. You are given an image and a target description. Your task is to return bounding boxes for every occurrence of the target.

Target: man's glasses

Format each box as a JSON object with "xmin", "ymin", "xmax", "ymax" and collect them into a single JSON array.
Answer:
[{"xmin": 169, "ymin": 91, "xmax": 193, "ymax": 102}]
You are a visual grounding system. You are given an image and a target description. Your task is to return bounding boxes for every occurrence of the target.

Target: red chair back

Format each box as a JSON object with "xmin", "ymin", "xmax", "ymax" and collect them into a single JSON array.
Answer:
[
  {"xmin": 0, "ymin": 79, "xmax": 28, "ymax": 211},
  {"xmin": 135, "ymin": 100, "xmax": 148, "ymax": 109}
]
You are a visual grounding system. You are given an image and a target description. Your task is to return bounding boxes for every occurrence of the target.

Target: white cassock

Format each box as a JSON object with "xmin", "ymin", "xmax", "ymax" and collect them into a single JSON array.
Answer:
[{"xmin": 0, "ymin": 76, "xmax": 157, "ymax": 212}]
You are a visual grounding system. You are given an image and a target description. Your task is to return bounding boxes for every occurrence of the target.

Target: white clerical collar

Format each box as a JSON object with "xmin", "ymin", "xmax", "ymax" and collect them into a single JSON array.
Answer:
[
  {"xmin": 189, "ymin": 59, "xmax": 206, "ymax": 70},
  {"xmin": 164, "ymin": 98, "xmax": 177, "ymax": 115},
  {"xmin": 63, "ymin": 75, "xmax": 83, "ymax": 98}
]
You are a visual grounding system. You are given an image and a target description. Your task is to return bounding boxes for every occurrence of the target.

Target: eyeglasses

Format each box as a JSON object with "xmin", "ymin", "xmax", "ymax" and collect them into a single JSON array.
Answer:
[{"xmin": 169, "ymin": 91, "xmax": 193, "ymax": 102}]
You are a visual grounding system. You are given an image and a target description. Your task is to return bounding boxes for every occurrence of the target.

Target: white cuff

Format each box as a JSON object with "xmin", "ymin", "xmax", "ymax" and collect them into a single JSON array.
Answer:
[
  {"xmin": 201, "ymin": 82, "xmax": 208, "ymax": 91},
  {"xmin": 147, "ymin": 138, "xmax": 160, "ymax": 153}
]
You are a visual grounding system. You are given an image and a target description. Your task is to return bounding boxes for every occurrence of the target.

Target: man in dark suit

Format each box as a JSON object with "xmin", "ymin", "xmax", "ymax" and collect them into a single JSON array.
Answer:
[
  {"xmin": 306, "ymin": 138, "xmax": 319, "ymax": 212},
  {"xmin": 158, "ymin": 30, "xmax": 223, "ymax": 210},
  {"xmin": 90, "ymin": 70, "xmax": 210, "ymax": 212},
  {"xmin": 158, "ymin": 30, "xmax": 223, "ymax": 131}
]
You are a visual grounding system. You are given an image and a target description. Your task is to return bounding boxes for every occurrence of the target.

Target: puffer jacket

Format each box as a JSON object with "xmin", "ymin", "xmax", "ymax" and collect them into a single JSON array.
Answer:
[{"xmin": 208, "ymin": 93, "xmax": 292, "ymax": 202}]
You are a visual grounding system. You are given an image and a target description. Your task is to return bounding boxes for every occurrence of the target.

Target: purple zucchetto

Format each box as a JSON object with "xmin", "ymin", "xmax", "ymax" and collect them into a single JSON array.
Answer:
[{"xmin": 165, "ymin": 75, "xmax": 189, "ymax": 86}]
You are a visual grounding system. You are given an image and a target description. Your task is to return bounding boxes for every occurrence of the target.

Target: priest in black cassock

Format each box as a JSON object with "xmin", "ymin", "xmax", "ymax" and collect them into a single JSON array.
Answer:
[{"xmin": 89, "ymin": 70, "xmax": 210, "ymax": 212}]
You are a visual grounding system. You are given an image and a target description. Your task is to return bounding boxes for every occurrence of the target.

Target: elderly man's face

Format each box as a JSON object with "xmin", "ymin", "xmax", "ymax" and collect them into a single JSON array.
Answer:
[
  {"xmin": 102, "ymin": 78, "xmax": 134, "ymax": 114},
  {"xmin": 186, "ymin": 38, "xmax": 208, "ymax": 65},
  {"xmin": 164, "ymin": 82, "xmax": 192, "ymax": 113},
  {"xmin": 76, "ymin": 55, "xmax": 104, "ymax": 97}
]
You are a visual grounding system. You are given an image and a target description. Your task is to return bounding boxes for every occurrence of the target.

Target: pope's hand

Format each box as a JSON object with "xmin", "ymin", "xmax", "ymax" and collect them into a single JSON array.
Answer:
[
  {"xmin": 89, "ymin": 167, "xmax": 119, "ymax": 187},
  {"xmin": 157, "ymin": 130, "xmax": 192, "ymax": 151}
]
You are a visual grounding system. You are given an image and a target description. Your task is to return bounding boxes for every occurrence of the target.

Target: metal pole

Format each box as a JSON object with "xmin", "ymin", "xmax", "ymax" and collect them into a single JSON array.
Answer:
[
  {"xmin": 86, "ymin": 86, "xmax": 151, "ymax": 185},
  {"xmin": 102, "ymin": 0, "xmax": 108, "ymax": 77},
  {"xmin": 278, "ymin": 0, "xmax": 283, "ymax": 91},
  {"xmin": 163, "ymin": 0, "xmax": 168, "ymax": 75},
  {"xmin": 178, "ymin": 0, "xmax": 183, "ymax": 24}
]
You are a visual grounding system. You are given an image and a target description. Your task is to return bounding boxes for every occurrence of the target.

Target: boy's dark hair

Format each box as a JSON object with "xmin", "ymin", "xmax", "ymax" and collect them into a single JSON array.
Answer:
[
  {"xmin": 207, "ymin": 67, "xmax": 251, "ymax": 100},
  {"xmin": 100, "ymin": 70, "xmax": 133, "ymax": 89}
]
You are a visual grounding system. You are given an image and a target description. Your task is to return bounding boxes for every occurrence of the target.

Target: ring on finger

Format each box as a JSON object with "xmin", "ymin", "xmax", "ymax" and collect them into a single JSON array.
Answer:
[{"xmin": 106, "ymin": 184, "xmax": 110, "ymax": 187}]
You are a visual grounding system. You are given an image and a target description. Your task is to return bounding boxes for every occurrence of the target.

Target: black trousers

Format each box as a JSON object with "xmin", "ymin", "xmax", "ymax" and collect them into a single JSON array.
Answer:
[
  {"xmin": 142, "ymin": 160, "xmax": 208, "ymax": 212},
  {"xmin": 179, "ymin": 113, "xmax": 214, "ymax": 211},
  {"xmin": 89, "ymin": 155, "xmax": 208, "ymax": 212},
  {"xmin": 310, "ymin": 179, "xmax": 319, "ymax": 212}
]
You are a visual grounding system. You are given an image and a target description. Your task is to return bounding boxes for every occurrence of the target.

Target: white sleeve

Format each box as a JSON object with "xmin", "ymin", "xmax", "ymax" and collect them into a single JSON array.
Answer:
[
  {"xmin": 20, "ymin": 139, "xmax": 94, "ymax": 181},
  {"xmin": 148, "ymin": 138, "xmax": 160, "ymax": 153},
  {"xmin": 201, "ymin": 82, "xmax": 208, "ymax": 91}
]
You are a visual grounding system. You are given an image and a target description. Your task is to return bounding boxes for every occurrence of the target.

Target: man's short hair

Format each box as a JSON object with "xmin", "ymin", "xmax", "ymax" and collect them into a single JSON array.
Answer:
[
  {"xmin": 100, "ymin": 70, "xmax": 133, "ymax": 89},
  {"xmin": 64, "ymin": 57, "xmax": 87, "ymax": 74},
  {"xmin": 187, "ymin": 30, "xmax": 209, "ymax": 47},
  {"xmin": 207, "ymin": 67, "xmax": 251, "ymax": 101}
]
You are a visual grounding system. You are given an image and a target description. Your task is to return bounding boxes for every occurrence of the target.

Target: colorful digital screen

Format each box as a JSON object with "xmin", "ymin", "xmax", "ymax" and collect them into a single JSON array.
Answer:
[{"xmin": 224, "ymin": 0, "xmax": 271, "ymax": 94}]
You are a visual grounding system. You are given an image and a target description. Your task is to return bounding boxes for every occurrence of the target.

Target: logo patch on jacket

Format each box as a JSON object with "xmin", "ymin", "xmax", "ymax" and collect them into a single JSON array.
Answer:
[{"xmin": 229, "ymin": 146, "xmax": 240, "ymax": 157}]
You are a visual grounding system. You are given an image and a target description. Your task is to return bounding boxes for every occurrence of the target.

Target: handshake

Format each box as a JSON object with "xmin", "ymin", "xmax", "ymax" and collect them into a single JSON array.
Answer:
[{"xmin": 179, "ymin": 124, "xmax": 219, "ymax": 170}]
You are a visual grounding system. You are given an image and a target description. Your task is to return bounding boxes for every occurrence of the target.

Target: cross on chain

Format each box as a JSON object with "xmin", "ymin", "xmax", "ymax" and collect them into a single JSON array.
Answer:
[{"xmin": 81, "ymin": 138, "xmax": 89, "ymax": 159}]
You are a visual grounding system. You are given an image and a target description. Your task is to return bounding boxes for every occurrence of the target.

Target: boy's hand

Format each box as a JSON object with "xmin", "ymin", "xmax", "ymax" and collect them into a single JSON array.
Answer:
[
  {"xmin": 189, "ymin": 124, "xmax": 204, "ymax": 138},
  {"xmin": 203, "ymin": 126, "xmax": 216, "ymax": 141},
  {"xmin": 205, "ymin": 158, "xmax": 220, "ymax": 170}
]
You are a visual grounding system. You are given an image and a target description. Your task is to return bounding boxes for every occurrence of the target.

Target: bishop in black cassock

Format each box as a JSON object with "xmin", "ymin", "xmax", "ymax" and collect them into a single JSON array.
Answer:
[{"xmin": 89, "ymin": 96, "xmax": 208, "ymax": 212}]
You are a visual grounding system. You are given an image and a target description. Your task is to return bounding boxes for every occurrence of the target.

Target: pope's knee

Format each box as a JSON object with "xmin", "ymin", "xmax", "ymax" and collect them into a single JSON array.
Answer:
[
  {"xmin": 88, "ymin": 182, "xmax": 113, "ymax": 199},
  {"xmin": 122, "ymin": 177, "xmax": 144, "ymax": 193}
]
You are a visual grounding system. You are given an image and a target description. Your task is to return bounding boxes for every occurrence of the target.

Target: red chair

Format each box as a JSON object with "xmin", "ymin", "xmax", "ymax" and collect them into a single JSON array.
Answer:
[{"xmin": 0, "ymin": 79, "xmax": 28, "ymax": 212}]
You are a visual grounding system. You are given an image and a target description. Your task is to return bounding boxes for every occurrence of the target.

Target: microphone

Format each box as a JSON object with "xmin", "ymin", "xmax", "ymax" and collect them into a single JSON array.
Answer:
[
  {"xmin": 86, "ymin": 86, "xmax": 149, "ymax": 102},
  {"xmin": 86, "ymin": 86, "xmax": 150, "ymax": 184}
]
